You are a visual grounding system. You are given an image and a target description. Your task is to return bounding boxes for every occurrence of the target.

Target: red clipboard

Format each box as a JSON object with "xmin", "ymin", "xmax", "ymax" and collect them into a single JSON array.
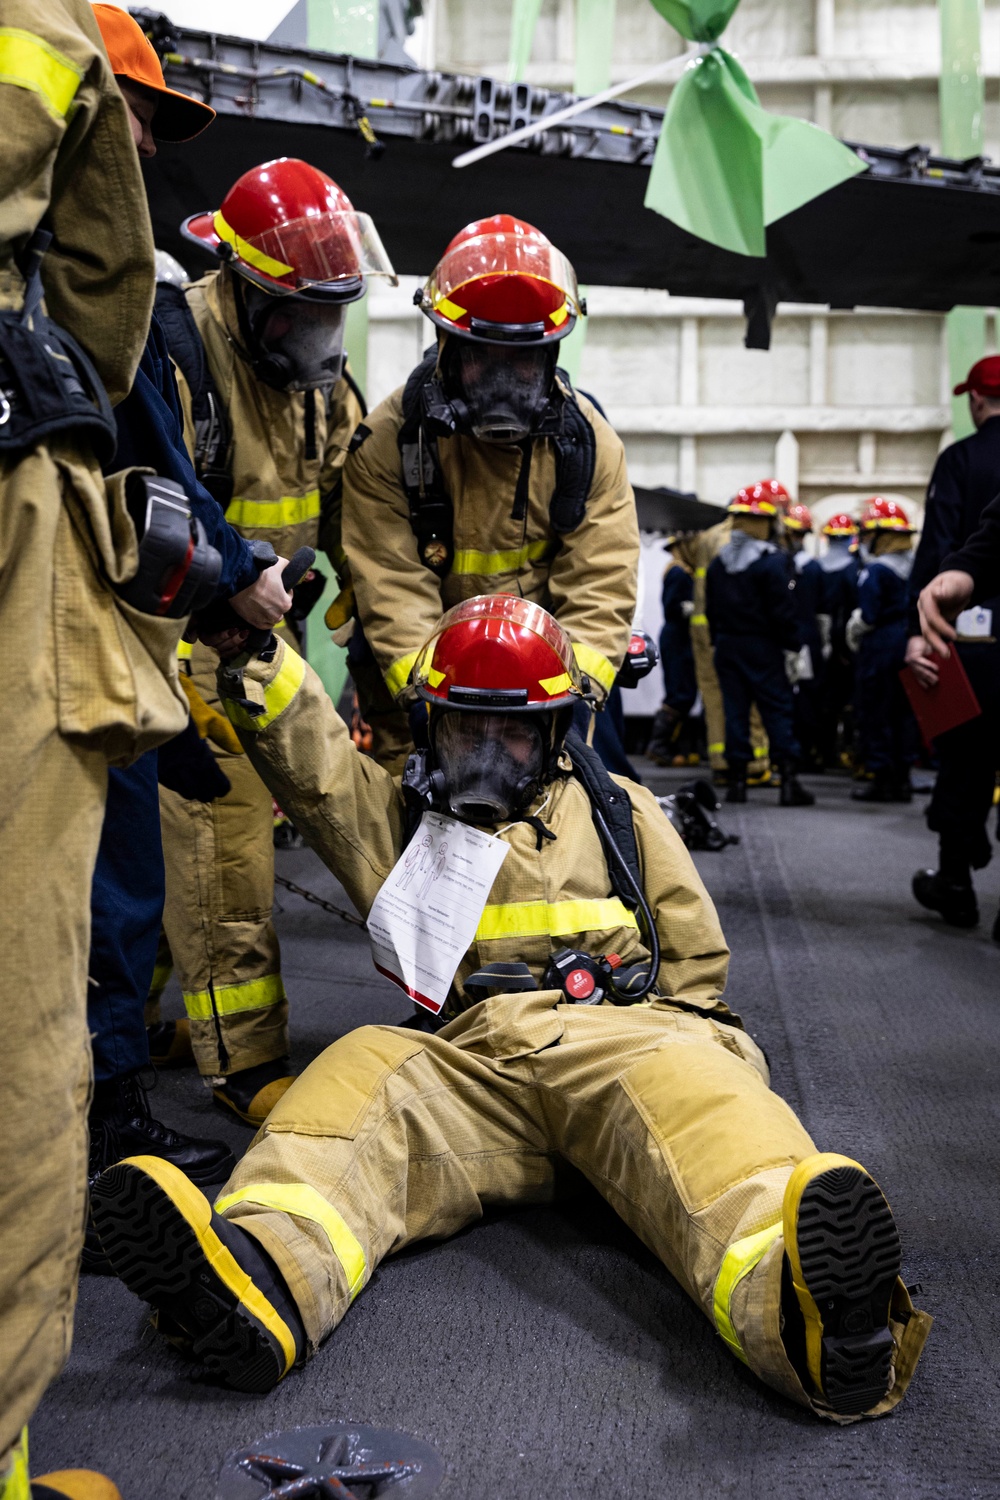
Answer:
[{"xmin": 899, "ymin": 648, "xmax": 982, "ymax": 749}]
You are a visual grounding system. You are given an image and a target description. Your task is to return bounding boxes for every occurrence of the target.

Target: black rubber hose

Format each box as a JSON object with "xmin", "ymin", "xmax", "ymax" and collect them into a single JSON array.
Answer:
[{"xmin": 590, "ymin": 804, "xmax": 661, "ymax": 1003}]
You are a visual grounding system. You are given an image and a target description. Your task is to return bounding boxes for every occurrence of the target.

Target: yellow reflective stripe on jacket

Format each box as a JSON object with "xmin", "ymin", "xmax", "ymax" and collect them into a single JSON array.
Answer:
[
  {"xmin": 215, "ymin": 1183, "xmax": 366, "ymax": 1301},
  {"xmin": 183, "ymin": 973, "xmax": 286, "ymax": 1021},
  {"xmin": 222, "ymin": 645, "xmax": 306, "ymax": 734},
  {"xmin": 476, "ymin": 897, "xmax": 638, "ymax": 943},
  {"xmin": 227, "ymin": 490, "xmax": 321, "ymax": 530},
  {"xmin": 2, "ymin": 1427, "xmax": 29, "ymax": 1500},
  {"xmin": 451, "ymin": 538, "xmax": 555, "ymax": 576},
  {"xmin": 177, "ymin": 638, "xmax": 193, "ymax": 661},
  {"xmin": 0, "ymin": 29, "xmax": 83, "ymax": 119},
  {"xmin": 384, "ymin": 649, "xmax": 418, "ymax": 700},
  {"xmin": 713, "ymin": 1220, "xmax": 783, "ymax": 1363},
  {"xmin": 690, "ymin": 613, "xmax": 708, "ymax": 627},
  {"xmin": 572, "ymin": 641, "xmax": 617, "ymax": 694}
]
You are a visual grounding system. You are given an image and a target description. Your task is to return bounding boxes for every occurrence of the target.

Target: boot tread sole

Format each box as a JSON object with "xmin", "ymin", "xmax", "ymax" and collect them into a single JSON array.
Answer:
[
  {"xmin": 91, "ymin": 1160, "xmax": 289, "ymax": 1394},
  {"xmin": 789, "ymin": 1160, "xmax": 900, "ymax": 1416}
]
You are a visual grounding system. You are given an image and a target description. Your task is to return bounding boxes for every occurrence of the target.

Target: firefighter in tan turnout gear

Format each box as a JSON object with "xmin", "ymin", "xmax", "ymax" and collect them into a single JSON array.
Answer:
[
  {"xmin": 0, "ymin": 4, "xmax": 192, "ymax": 1496},
  {"xmin": 339, "ymin": 212, "xmax": 639, "ymax": 771},
  {"xmin": 94, "ymin": 597, "xmax": 930, "ymax": 1427},
  {"xmin": 156, "ymin": 158, "xmax": 396, "ymax": 1125}
]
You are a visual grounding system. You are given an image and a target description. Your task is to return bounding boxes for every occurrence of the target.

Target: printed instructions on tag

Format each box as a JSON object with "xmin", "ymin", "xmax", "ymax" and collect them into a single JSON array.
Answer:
[{"xmin": 368, "ymin": 811, "xmax": 509, "ymax": 1014}]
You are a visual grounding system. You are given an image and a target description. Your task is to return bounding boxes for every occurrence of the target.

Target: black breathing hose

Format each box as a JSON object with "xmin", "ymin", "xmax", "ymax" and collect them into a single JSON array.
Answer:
[{"xmin": 590, "ymin": 804, "xmax": 661, "ymax": 1004}]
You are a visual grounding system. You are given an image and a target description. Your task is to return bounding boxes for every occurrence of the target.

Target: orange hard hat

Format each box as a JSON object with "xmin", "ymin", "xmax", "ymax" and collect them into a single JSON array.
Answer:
[
  {"xmin": 182, "ymin": 158, "xmax": 396, "ymax": 299},
  {"xmin": 784, "ymin": 502, "xmax": 814, "ymax": 533},
  {"xmin": 92, "ymin": 4, "xmax": 214, "ymax": 140},
  {"xmin": 412, "ymin": 596, "xmax": 581, "ymax": 711},
  {"xmin": 418, "ymin": 214, "xmax": 582, "ymax": 344},
  {"xmin": 859, "ymin": 496, "xmax": 914, "ymax": 533}
]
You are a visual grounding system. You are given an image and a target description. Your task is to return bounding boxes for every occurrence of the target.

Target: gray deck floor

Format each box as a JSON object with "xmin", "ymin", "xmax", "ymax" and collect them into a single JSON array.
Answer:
[{"xmin": 31, "ymin": 765, "xmax": 1000, "ymax": 1498}]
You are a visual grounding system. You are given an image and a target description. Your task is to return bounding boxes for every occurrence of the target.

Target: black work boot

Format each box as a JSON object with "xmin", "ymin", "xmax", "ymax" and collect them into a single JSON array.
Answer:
[
  {"xmin": 912, "ymin": 869, "xmax": 979, "ymax": 928},
  {"xmin": 646, "ymin": 705, "xmax": 680, "ymax": 765},
  {"xmin": 146, "ymin": 1018, "xmax": 194, "ymax": 1069},
  {"xmin": 725, "ymin": 767, "xmax": 748, "ymax": 804},
  {"xmin": 84, "ymin": 1071, "xmax": 236, "ymax": 1273},
  {"xmin": 91, "ymin": 1156, "xmax": 306, "ymax": 1392},
  {"xmin": 851, "ymin": 770, "xmax": 894, "ymax": 802},
  {"xmin": 779, "ymin": 767, "xmax": 816, "ymax": 807}
]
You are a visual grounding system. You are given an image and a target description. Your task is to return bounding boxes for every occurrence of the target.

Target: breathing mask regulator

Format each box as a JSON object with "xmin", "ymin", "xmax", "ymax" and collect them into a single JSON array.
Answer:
[
  {"xmin": 227, "ymin": 263, "xmax": 354, "ymax": 393},
  {"xmin": 419, "ymin": 332, "xmax": 557, "ymax": 446}
]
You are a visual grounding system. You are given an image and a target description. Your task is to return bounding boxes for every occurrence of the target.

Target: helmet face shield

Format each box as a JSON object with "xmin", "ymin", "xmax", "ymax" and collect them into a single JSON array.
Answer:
[
  {"xmin": 422, "ymin": 216, "xmax": 581, "ymax": 344},
  {"xmin": 215, "ymin": 208, "xmax": 396, "ymax": 294},
  {"xmin": 244, "ymin": 287, "xmax": 347, "ymax": 391},
  {"xmin": 433, "ymin": 710, "xmax": 545, "ymax": 824},
  {"xmin": 454, "ymin": 341, "xmax": 554, "ymax": 444}
]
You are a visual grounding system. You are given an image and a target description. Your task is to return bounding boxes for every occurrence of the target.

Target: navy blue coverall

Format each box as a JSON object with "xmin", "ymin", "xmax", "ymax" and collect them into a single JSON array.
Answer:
[
  {"xmin": 817, "ymin": 544, "xmax": 859, "ymax": 762},
  {"xmin": 911, "ymin": 415, "xmax": 1000, "ymax": 871},
  {"xmin": 706, "ymin": 538, "xmax": 802, "ymax": 770},
  {"xmin": 88, "ymin": 314, "xmax": 256, "ymax": 1083},
  {"xmin": 791, "ymin": 549, "xmax": 824, "ymax": 762},
  {"xmin": 855, "ymin": 554, "xmax": 916, "ymax": 776},
  {"xmin": 659, "ymin": 562, "xmax": 697, "ymax": 716}
]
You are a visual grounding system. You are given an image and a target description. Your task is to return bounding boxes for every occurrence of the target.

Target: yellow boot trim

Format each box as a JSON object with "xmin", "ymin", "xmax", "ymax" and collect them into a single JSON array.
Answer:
[
  {"xmin": 222, "ymin": 646, "xmax": 306, "ymax": 735},
  {"xmin": 0, "ymin": 1429, "xmax": 29, "ymax": 1500},
  {"xmin": 782, "ymin": 1151, "xmax": 866, "ymax": 1396},
  {"xmin": 214, "ymin": 1075, "xmax": 296, "ymax": 1128},
  {"xmin": 0, "ymin": 29, "xmax": 83, "ymax": 120},
  {"xmin": 32, "ymin": 1473, "xmax": 122, "ymax": 1500},
  {"xmin": 475, "ymin": 897, "xmax": 638, "ymax": 942},
  {"xmin": 712, "ymin": 1220, "xmax": 783, "ymax": 1363},
  {"xmin": 183, "ymin": 972, "xmax": 286, "ymax": 1021},
  {"xmin": 571, "ymin": 641, "xmax": 617, "ymax": 694},
  {"xmin": 216, "ymin": 1183, "xmax": 367, "ymax": 1301},
  {"xmin": 122, "ymin": 1156, "xmax": 297, "ymax": 1380}
]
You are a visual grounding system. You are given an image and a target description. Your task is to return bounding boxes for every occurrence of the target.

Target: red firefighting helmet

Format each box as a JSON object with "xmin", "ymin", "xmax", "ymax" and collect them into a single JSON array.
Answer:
[
  {"xmin": 784, "ymin": 502, "xmax": 814, "ymax": 533},
  {"xmin": 728, "ymin": 481, "xmax": 784, "ymax": 518},
  {"xmin": 859, "ymin": 496, "xmax": 914, "ymax": 533},
  {"xmin": 412, "ymin": 595, "xmax": 582, "ymax": 711},
  {"xmin": 821, "ymin": 512, "xmax": 858, "ymax": 538},
  {"xmin": 182, "ymin": 158, "xmax": 396, "ymax": 300},
  {"xmin": 418, "ymin": 214, "xmax": 583, "ymax": 345},
  {"xmin": 754, "ymin": 478, "xmax": 791, "ymax": 512}
]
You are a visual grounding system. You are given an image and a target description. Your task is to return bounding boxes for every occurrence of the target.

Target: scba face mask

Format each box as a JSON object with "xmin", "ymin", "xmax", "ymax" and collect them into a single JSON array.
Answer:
[
  {"xmin": 243, "ymin": 284, "xmax": 349, "ymax": 392},
  {"xmin": 454, "ymin": 342, "xmax": 554, "ymax": 445},
  {"xmin": 433, "ymin": 710, "xmax": 545, "ymax": 824}
]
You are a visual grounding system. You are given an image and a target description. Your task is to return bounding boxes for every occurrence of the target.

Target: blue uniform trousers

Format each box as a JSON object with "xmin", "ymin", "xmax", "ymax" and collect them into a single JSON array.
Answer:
[
  {"xmin": 87, "ymin": 753, "xmax": 162, "ymax": 1083},
  {"xmin": 714, "ymin": 634, "xmax": 801, "ymax": 769},
  {"xmin": 659, "ymin": 620, "xmax": 698, "ymax": 717},
  {"xmin": 926, "ymin": 640, "xmax": 1000, "ymax": 868},
  {"xmin": 855, "ymin": 623, "xmax": 915, "ymax": 774}
]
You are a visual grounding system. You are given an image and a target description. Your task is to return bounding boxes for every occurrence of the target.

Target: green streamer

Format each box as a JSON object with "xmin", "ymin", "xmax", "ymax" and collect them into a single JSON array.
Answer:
[
  {"xmin": 646, "ymin": 0, "xmax": 740, "ymax": 42},
  {"xmin": 644, "ymin": 48, "xmax": 864, "ymax": 258},
  {"xmin": 940, "ymin": 0, "xmax": 986, "ymax": 438},
  {"xmin": 509, "ymin": 0, "xmax": 544, "ymax": 81},
  {"xmin": 574, "ymin": 0, "xmax": 616, "ymax": 95}
]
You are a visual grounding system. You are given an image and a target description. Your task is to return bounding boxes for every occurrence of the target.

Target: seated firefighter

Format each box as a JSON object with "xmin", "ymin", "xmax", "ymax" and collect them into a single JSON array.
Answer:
[
  {"xmin": 336, "ymin": 213, "xmax": 639, "ymax": 771},
  {"xmin": 92, "ymin": 597, "xmax": 930, "ymax": 1423}
]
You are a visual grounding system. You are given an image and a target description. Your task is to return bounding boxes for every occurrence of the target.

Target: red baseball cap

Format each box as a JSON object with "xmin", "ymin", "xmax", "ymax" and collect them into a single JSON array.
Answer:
[
  {"xmin": 93, "ymin": 4, "xmax": 214, "ymax": 141},
  {"xmin": 953, "ymin": 355, "xmax": 1000, "ymax": 397}
]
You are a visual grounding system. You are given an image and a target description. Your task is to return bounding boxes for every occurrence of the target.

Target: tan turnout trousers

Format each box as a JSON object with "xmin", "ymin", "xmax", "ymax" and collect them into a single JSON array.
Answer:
[
  {"xmin": 159, "ymin": 637, "xmax": 293, "ymax": 1077},
  {"xmin": 218, "ymin": 991, "xmax": 928, "ymax": 1421}
]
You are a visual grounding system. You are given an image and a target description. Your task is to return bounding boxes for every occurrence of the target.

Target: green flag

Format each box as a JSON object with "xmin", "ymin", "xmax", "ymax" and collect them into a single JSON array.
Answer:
[
  {"xmin": 645, "ymin": 0, "xmax": 740, "ymax": 42},
  {"xmin": 644, "ymin": 47, "xmax": 865, "ymax": 258}
]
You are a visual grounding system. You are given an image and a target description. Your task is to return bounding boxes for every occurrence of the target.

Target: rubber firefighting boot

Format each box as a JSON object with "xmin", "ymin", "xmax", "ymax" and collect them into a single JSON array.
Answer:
[
  {"xmin": 84, "ymin": 1071, "xmax": 236, "ymax": 1273},
  {"xmin": 780, "ymin": 1154, "xmax": 900, "ymax": 1417},
  {"xmin": 214, "ymin": 1057, "xmax": 297, "ymax": 1127},
  {"xmin": 779, "ymin": 765, "xmax": 816, "ymax": 807},
  {"xmin": 146, "ymin": 1018, "xmax": 194, "ymax": 1069},
  {"xmin": 646, "ymin": 705, "xmax": 680, "ymax": 766},
  {"xmin": 91, "ymin": 1156, "xmax": 305, "ymax": 1393}
]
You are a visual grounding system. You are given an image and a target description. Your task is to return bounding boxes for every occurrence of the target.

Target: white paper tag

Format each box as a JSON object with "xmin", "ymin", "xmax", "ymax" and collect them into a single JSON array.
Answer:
[
  {"xmin": 955, "ymin": 606, "xmax": 993, "ymax": 639},
  {"xmin": 367, "ymin": 810, "xmax": 509, "ymax": 1014}
]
